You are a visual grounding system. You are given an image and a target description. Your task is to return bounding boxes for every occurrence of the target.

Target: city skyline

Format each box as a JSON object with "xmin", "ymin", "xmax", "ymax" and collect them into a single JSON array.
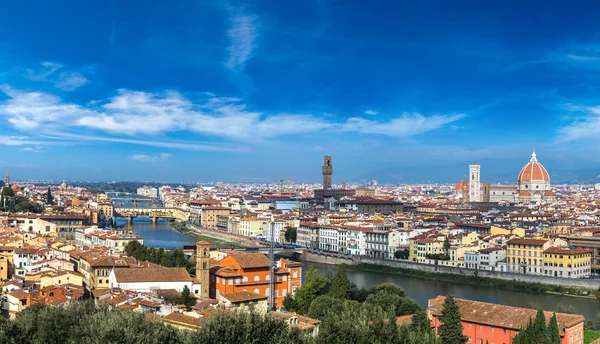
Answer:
[{"xmin": 1, "ymin": 1, "xmax": 600, "ymax": 182}]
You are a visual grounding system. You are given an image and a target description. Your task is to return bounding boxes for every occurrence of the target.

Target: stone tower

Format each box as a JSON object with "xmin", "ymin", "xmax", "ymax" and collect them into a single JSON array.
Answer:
[
  {"xmin": 196, "ymin": 240, "xmax": 211, "ymax": 298},
  {"xmin": 322, "ymin": 155, "xmax": 332, "ymax": 190},
  {"xmin": 4, "ymin": 172, "xmax": 8, "ymax": 187},
  {"xmin": 469, "ymin": 164, "xmax": 481, "ymax": 202}
]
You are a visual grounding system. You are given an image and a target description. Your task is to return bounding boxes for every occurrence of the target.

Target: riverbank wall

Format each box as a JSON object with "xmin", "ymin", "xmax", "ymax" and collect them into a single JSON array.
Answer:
[
  {"xmin": 187, "ymin": 224, "xmax": 255, "ymax": 247},
  {"xmin": 302, "ymin": 252, "xmax": 355, "ymax": 265},
  {"xmin": 356, "ymin": 257, "xmax": 600, "ymax": 290}
]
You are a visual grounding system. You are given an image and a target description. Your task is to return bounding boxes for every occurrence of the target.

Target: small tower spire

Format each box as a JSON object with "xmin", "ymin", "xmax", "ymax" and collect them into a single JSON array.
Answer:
[
  {"xmin": 531, "ymin": 150, "xmax": 537, "ymax": 162},
  {"xmin": 4, "ymin": 172, "xmax": 9, "ymax": 187}
]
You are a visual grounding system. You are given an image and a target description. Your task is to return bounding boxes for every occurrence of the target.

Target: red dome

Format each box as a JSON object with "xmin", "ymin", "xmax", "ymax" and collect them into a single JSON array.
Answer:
[
  {"xmin": 518, "ymin": 152, "xmax": 550, "ymax": 182},
  {"xmin": 455, "ymin": 180, "xmax": 468, "ymax": 191},
  {"xmin": 519, "ymin": 191, "xmax": 531, "ymax": 197}
]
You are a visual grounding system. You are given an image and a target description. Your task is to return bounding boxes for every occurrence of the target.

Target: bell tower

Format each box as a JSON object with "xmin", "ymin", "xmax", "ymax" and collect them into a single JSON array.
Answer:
[
  {"xmin": 322, "ymin": 155, "xmax": 332, "ymax": 190},
  {"xmin": 196, "ymin": 240, "xmax": 211, "ymax": 298}
]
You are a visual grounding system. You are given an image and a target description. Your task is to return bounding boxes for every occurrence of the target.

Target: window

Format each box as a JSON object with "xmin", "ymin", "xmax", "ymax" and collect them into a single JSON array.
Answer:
[{"xmin": 254, "ymin": 276, "xmax": 260, "ymax": 282}]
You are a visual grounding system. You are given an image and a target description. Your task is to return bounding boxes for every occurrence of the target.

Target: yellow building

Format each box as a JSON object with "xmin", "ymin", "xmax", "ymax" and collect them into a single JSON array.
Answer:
[
  {"xmin": 238, "ymin": 217, "xmax": 266, "ymax": 237},
  {"xmin": 506, "ymin": 238, "xmax": 551, "ymax": 275},
  {"xmin": 491, "ymin": 226, "xmax": 525, "ymax": 238},
  {"xmin": 543, "ymin": 247, "xmax": 592, "ymax": 278},
  {"xmin": 409, "ymin": 237, "xmax": 444, "ymax": 263},
  {"xmin": 40, "ymin": 270, "xmax": 85, "ymax": 288}
]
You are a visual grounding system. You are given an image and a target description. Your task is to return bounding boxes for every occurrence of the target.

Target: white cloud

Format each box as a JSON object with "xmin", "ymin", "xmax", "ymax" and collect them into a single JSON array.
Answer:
[
  {"xmin": 26, "ymin": 61, "xmax": 63, "ymax": 81},
  {"xmin": 342, "ymin": 113, "xmax": 466, "ymax": 137},
  {"xmin": 55, "ymin": 72, "xmax": 89, "ymax": 91},
  {"xmin": 566, "ymin": 54, "xmax": 600, "ymax": 62},
  {"xmin": 23, "ymin": 61, "xmax": 89, "ymax": 91},
  {"xmin": 225, "ymin": 11, "xmax": 258, "ymax": 71},
  {"xmin": 558, "ymin": 105, "xmax": 600, "ymax": 141},
  {"xmin": 0, "ymin": 86, "xmax": 465, "ymax": 147},
  {"xmin": 364, "ymin": 110, "xmax": 378, "ymax": 116},
  {"xmin": 130, "ymin": 153, "xmax": 172, "ymax": 162}
]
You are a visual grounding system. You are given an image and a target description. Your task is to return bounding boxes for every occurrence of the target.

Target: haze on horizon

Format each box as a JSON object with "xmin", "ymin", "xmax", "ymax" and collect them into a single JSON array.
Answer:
[{"xmin": 0, "ymin": 1, "xmax": 599, "ymax": 183}]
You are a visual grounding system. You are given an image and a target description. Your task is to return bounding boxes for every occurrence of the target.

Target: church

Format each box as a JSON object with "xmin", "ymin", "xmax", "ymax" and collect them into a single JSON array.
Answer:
[{"xmin": 455, "ymin": 152, "xmax": 555, "ymax": 204}]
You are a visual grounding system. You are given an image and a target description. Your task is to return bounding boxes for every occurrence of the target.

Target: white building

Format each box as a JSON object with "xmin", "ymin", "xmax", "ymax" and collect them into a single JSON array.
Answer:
[
  {"xmin": 478, "ymin": 247, "xmax": 506, "ymax": 270},
  {"xmin": 318, "ymin": 225, "xmax": 345, "ymax": 253},
  {"xmin": 263, "ymin": 221, "xmax": 286, "ymax": 243},
  {"xmin": 137, "ymin": 186, "xmax": 158, "ymax": 198},
  {"xmin": 108, "ymin": 266, "xmax": 199, "ymax": 294}
]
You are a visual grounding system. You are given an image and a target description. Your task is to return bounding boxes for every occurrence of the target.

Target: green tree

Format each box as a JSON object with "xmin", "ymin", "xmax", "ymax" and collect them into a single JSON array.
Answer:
[
  {"xmin": 438, "ymin": 296, "xmax": 467, "ymax": 344},
  {"xmin": 531, "ymin": 309, "xmax": 550, "ymax": 344},
  {"xmin": 368, "ymin": 282, "xmax": 406, "ymax": 298},
  {"xmin": 410, "ymin": 308, "xmax": 434, "ymax": 337},
  {"xmin": 292, "ymin": 266, "xmax": 330, "ymax": 314},
  {"xmin": 46, "ymin": 188, "xmax": 54, "ymax": 205},
  {"xmin": 179, "ymin": 285, "xmax": 196, "ymax": 311},
  {"xmin": 329, "ymin": 265, "xmax": 351, "ymax": 300},
  {"xmin": 307, "ymin": 295, "xmax": 344, "ymax": 320},
  {"xmin": 282, "ymin": 294, "xmax": 298, "ymax": 311},
  {"xmin": 284, "ymin": 226, "xmax": 297, "ymax": 243},
  {"xmin": 2, "ymin": 187, "xmax": 13, "ymax": 197},
  {"xmin": 394, "ymin": 249, "xmax": 409, "ymax": 260},
  {"xmin": 444, "ymin": 236, "xmax": 451, "ymax": 255},
  {"xmin": 547, "ymin": 313, "xmax": 561, "ymax": 344},
  {"xmin": 187, "ymin": 309, "xmax": 310, "ymax": 344}
]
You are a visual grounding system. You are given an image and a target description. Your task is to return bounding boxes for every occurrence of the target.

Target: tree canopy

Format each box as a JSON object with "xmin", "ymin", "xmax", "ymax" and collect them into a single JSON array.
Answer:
[{"xmin": 438, "ymin": 296, "xmax": 467, "ymax": 344}]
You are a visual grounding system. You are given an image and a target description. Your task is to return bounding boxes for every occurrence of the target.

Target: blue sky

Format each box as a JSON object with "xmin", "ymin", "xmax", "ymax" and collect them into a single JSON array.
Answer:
[{"xmin": 1, "ymin": 0, "xmax": 600, "ymax": 183}]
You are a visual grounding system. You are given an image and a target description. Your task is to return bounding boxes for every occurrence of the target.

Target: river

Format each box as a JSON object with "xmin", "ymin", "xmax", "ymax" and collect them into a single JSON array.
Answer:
[
  {"xmin": 307, "ymin": 262, "xmax": 600, "ymax": 322},
  {"xmin": 115, "ymin": 218, "xmax": 196, "ymax": 250}
]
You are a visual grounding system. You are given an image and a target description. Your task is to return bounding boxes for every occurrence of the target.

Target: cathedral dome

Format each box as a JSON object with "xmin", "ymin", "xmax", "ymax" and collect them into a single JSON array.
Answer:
[{"xmin": 517, "ymin": 152, "xmax": 550, "ymax": 182}]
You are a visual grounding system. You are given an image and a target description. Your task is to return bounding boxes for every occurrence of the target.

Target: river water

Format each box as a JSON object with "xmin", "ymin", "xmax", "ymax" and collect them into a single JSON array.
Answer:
[
  {"xmin": 307, "ymin": 262, "xmax": 600, "ymax": 322},
  {"xmin": 115, "ymin": 218, "xmax": 196, "ymax": 250}
]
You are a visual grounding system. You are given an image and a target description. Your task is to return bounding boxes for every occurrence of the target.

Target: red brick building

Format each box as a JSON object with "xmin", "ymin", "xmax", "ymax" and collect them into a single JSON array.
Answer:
[
  {"xmin": 428, "ymin": 296, "xmax": 585, "ymax": 344},
  {"xmin": 210, "ymin": 252, "xmax": 302, "ymax": 308}
]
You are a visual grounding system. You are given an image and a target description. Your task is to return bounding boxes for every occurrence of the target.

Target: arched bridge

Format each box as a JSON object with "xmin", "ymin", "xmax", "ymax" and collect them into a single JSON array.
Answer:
[{"xmin": 114, "ymin": 207, "xmax": 179, "ymax": 224}]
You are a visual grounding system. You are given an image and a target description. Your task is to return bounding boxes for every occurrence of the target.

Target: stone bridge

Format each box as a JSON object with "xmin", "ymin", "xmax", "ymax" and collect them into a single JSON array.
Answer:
[{"xmin": 114, "ymin": 207, "xmax": 179, "ymax": 224}]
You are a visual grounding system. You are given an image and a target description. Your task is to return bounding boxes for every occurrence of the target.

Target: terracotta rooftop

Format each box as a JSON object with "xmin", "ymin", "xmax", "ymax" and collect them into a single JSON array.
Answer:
[
  {"xmin": 228, "ymin": 252, "xmax": 270, "ymax": 269},
  {"xmin": 112, "ymin": 267, "xmax": 192, "ymax": 283},
  {"xmin": 221, "ymin": 291, "xmax": 268, "ymax": 303},
  {"xmin": 428, "ymin": 296, "xmax": 584, "ymax": 333},
  {"xmin": 506, "ymin": 238, "xmax": 549, "ymax": 246}
]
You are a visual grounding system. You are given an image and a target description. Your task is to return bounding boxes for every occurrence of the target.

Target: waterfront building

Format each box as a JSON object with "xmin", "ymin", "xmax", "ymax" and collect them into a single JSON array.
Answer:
[
  {"xmin": 506, "ymin": 237, "xmax": 552, "ymax": 275},
  {"xmin": 136, "ymin": 186, "xmax": 158, "ymax": 198},
  {"xmin": 297, "ymin": 222, "xmax": 320, "ymax": 249},
  {"xmin": 428, "ymin": 296, "xmax": 585, "ymax": 344},
  {"xmin": 238, "ymin": 217, "xmax": 266, "ymax": 238},
  {"xmin": 565, "ymin": 234, "xmax": 600, "ymax": 270},
  {"xmin": 543, "ymin": 247, "xmax": 592, "ymax": 278},
  {"xmin": 210, "ymin": 252, "xmax": 303, "ymax": 308},
  {"xmin": 200, "ymin": 206, "xmax": 230, "ymax": 228},
  {"xmin": 318, "ymin": 224, "xmax": 346, "ymax": 253}
]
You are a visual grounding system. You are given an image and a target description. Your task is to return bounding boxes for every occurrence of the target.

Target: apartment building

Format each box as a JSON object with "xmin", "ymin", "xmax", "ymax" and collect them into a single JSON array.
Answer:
[
  {"xmin": 543, "ymin": 247, "xmax": 592, "ymax": 278},
  {"xmin": 506, "ymin": 238, "xmax": 552, "ymax": 275}
]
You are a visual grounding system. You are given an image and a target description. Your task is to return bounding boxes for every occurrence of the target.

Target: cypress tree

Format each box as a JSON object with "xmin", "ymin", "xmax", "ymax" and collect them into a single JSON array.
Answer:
[
  {"xmin": 547, "ymin": 313, "xmax": 561, "ymax": 344},
  {"xmin": 410, "ymin": 308, "xmax": 434, "ymax": 337},
  {"xmin": 329, "ymin": 265, "xmax": 351, "ymax": 300},
  {"xmin": 439, "ymin": 296, "xmax": 467, "ymax": 344},
  {"xmin": 532, "ymin": 309, "xmax": 550, "ymax": 344}
]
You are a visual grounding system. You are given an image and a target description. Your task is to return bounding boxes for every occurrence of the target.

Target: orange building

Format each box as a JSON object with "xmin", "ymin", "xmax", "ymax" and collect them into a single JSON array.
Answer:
[
  {"xmin": 428, "ymin": 296, "xmax": 585, "ymax": 344},
  {"xmin": 201, "ymin": 206, "xmax": 230, "ymax": 228},
  {"xmin": 210, "ymin": 252, "xmax": 302, "ymax": 309}
]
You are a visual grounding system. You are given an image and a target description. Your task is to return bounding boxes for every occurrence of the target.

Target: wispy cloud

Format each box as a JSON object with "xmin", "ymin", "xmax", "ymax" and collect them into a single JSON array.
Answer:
[
  {"xmin": 566, "ymin": 54, "xmax": 600, "ymax": 62},
  {"xmin": 225, "ymin": 10, "xmax": 258, "ymax": 71},
  {"xmin": 342, "ymin": 113, "xmax": 466, "ymax": 137},
  {"xmin": 22, "ymin": 61, "xmax": 90, "ymax": 91},
  {"xmin": 130, "ymin": 152, "xmax": 172, "ymax": 162},
  {"xmin": 41, "ymin": 132, "xmax": 244, "ymax": 152},
  {"xmin": 0, "ymin": 86, "xmax": 465, "ymax": 142},
  {"xmin": 55, "ymin": 72, "xmax": 88, "ymax": 91},
  {"xmin": 558, "ymin": 105, "xmax": 600, "ymax": 141},
  {"xmin": 364, "ymin": 110, "xmax": 378, "ymax": 116}
]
